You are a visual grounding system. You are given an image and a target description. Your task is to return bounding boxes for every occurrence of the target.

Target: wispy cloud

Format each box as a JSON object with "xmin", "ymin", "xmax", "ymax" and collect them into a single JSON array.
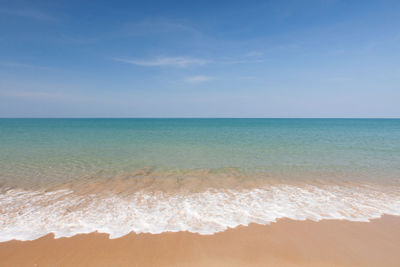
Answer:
[
  {"xmin": 113, "ymin": 57, "xmax": 209, "ymax": 67},
  {"xmin": 0, "ymin": 8, "xmax": 55, "ymax": 21},
  {"xmin": 186, "ymin": 75, "xmax": 214, "ymax": 83},
  {"xmin": 113, "ymin": 53, "xmax": 267, "ymax": 68}
]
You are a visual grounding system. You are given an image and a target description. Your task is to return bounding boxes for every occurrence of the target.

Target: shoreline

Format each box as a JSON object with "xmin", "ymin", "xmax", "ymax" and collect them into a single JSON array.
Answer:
[
  {"xmin": 1, "ymin": 215, "xmax": 400, "ymax": 266},
  {"xmin": 3, "ymin": 180, "xmax": 399, "ymax": 241}
]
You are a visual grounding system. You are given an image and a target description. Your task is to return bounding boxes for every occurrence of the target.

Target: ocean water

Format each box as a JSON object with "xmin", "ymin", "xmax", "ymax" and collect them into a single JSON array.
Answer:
[{"xmin": 0, "ymin": 118, "xmax": 400, "ymax": 241}]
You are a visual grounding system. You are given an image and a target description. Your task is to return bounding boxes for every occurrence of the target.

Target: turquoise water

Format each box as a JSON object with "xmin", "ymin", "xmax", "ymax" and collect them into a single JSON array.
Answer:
[
  {"xmin": 1, "ymin": 119, "xmax": 399, "ymax": 187},
  {"xmin": 1, "ymin": 119, "xmax": 400, "ymax": 241}
]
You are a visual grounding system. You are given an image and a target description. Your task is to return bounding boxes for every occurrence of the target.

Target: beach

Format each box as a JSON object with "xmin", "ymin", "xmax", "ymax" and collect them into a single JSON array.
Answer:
[
  {"xmin": 2, "ymin": 0, "xmax": 400, "ymax": 265},
  {"xmin": 1, "ymin": 119, "xmax": 400, "ymax": 266},
  {"xmin": 1, "ymin": 215, "xmax": 400, "ymax": 267}
]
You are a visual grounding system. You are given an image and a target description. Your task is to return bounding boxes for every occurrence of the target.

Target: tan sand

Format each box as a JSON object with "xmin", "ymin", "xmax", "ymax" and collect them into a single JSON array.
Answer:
[{"xmin": 1, "ymin": 215, "xmax": 399, "ymax": 267}]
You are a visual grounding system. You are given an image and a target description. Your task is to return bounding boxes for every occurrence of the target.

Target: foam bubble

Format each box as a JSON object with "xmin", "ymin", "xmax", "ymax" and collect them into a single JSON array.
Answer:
[{"xmin": 1, "ymin": 183, "xmax": 400, "ymax": 242}]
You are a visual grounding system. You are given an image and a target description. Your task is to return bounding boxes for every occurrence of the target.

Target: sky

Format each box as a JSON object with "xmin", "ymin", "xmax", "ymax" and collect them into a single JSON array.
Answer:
[{"xmin": 0, "ymin": 0, "xmax": 399, "ymax": 118}]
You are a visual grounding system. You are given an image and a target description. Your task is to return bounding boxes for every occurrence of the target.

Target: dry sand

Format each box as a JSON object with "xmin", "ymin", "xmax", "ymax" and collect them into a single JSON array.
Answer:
[{"xmin": 1, "ymin": 215, "xmax": 400, "ymax": 267}]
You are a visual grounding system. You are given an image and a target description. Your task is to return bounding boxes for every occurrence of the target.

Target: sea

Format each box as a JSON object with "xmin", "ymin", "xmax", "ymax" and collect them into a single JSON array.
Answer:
[{"xmin": 0, "ymin": 118, "xmax": 399, "ymax": 241}]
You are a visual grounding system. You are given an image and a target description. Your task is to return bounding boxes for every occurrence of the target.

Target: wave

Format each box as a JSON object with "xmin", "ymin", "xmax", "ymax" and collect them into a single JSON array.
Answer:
[{"xmin": 1, "ymin": 183, "xmax": 400, "ymax": 242}]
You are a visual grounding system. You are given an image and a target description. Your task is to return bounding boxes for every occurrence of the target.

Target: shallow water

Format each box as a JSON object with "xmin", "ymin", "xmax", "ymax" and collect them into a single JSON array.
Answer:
[{"xmin": 1, "ymin": 119, "xmax": 400, "ymax": 241}]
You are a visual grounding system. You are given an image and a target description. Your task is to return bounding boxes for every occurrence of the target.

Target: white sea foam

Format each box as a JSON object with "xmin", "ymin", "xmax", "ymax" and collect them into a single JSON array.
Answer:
[{"xmin": 1, "ymin": 184, "xmax": 400, "ymax": 242}]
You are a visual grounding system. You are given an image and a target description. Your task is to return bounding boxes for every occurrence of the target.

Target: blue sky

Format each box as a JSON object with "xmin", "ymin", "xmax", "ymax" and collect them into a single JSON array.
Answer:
[{"xmin": 0, "ymin": 0, "xmax": 399, "ymax": 117}]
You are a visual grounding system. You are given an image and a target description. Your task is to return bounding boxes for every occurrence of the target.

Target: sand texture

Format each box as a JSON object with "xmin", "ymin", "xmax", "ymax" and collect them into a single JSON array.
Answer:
[{"xmin": 1, "ymin": 215, "xmax": 400, "ymax": 267}]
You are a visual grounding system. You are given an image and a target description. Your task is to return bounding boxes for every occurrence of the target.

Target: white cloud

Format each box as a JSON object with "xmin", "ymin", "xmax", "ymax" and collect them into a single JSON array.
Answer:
[
  {"xmin": 114, "ymin": 57, "xmax": 208, "ymax": 67},
  {"xmin": 186, "ymin": 75, "xmax": 214, "ymax": 83}
]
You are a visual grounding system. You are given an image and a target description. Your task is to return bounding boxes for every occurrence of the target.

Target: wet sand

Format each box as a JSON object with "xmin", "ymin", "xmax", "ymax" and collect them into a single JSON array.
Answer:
[{"xmin": 1, "ymin": 215, "xmax": 399, "ymax": 267}]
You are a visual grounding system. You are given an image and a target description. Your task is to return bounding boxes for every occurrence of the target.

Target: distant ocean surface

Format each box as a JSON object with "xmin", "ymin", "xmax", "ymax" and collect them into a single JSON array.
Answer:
[{"xmin": 1, "ymin": 119, "xmax": 400, "ymax": 241}]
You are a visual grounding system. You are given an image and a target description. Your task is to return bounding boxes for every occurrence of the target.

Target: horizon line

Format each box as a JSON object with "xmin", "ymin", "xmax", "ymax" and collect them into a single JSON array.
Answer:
[{"xmin": 0, "ymin": 117, "xmax": 399, "ymax": 119}]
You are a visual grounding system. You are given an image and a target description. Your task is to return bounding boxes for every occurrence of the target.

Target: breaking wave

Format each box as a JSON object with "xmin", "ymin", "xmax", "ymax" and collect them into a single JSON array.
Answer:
[{"xmin": 1, "ymin": 182, "xmax": 400, "ymax": 242}]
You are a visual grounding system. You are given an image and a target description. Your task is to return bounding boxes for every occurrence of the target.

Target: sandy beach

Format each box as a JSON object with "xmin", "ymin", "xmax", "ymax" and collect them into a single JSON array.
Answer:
[
  {"xmin": 1, "ymin": 215, "xmax": 399, "ymax": 267},
  {"xmin": 2, "ymin": 0, "xmax": 400, "ymax": 265}
]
